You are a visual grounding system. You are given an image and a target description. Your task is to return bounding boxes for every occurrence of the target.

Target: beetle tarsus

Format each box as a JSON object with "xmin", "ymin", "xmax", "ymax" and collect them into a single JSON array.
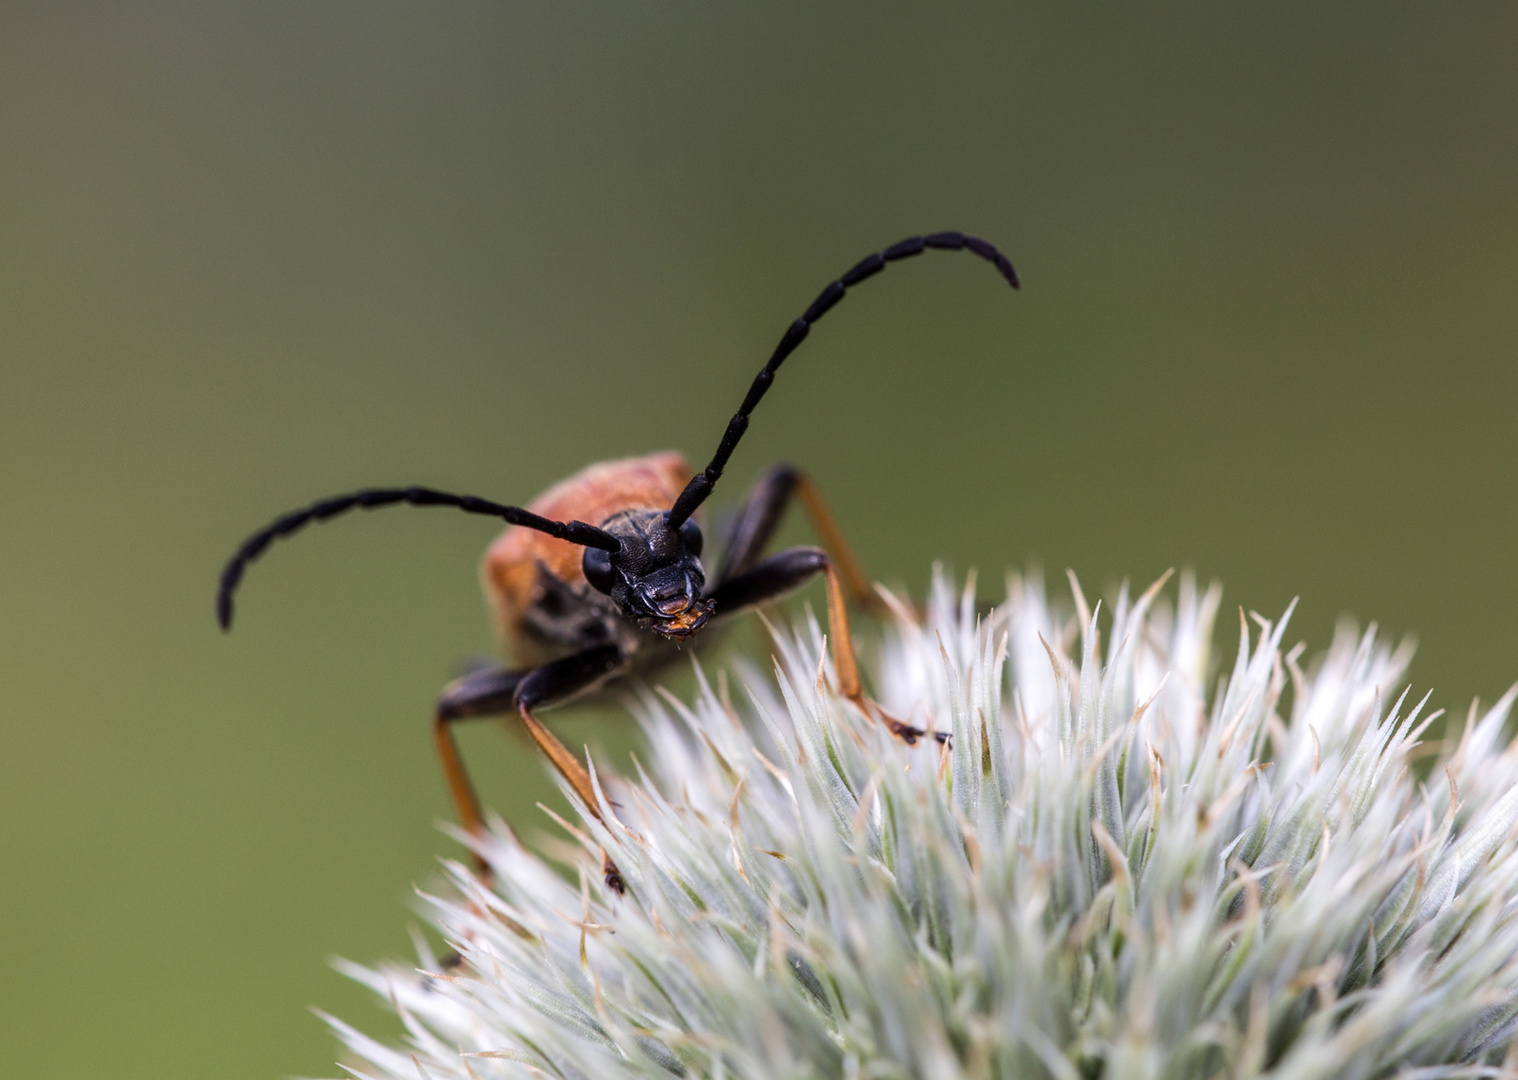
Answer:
[{"xmin": 602, "ymin": 854, "xmax": 625, "ymax": 895}]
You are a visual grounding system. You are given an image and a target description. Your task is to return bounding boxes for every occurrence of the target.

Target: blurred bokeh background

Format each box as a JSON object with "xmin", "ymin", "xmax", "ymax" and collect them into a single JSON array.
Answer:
[{"xmin": 2, "ymin": 3, "xmax": 1514, "ymax": 1076}]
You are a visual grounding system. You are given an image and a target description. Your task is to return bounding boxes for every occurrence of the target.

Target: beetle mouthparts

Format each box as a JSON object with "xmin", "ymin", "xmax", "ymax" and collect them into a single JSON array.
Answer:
[{"xmin": 653, "ymin": 598, "xmax": 715, "ymax": 640}]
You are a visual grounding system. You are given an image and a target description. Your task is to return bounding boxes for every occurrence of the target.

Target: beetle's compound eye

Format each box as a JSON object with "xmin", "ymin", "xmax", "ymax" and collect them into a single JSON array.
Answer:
[
  {"xmin": 678, "ymin": 517, "xmax": 703, "ymax": 557},
  {"xmin": 583, "ymin": 546, "xmax": 616, "ymax": 594}
]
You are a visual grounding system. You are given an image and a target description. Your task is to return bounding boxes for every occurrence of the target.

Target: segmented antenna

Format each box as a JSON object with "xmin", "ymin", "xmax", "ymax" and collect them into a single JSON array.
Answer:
[
  {"xmin": 216, "ymin": 487, "xmax": 620, "ymax": 630},
  {"xmin": 666, "ymin": 231, "xmax": 1018, "ymax": 527}
]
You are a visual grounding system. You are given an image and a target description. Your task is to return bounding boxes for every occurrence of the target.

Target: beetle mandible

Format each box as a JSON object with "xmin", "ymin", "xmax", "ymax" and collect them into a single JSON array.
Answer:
[{"xmin": 216, "ymin": 231, "xmax": 1018, "ymax": 888}]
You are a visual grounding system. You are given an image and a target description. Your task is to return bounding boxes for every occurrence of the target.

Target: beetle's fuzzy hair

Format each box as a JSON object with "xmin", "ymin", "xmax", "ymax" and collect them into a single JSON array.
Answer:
[{"xmin": 325, "ymin": 567, "xmax": 1518, "ymax": 1080}]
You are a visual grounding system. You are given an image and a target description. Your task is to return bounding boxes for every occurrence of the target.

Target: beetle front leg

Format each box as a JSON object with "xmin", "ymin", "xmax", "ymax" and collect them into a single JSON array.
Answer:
[
  {"xmin": 513, "ymin": 645, "xmax": 630, "ymax": 892},
  {"xmin": 708, "ymin": 547, "xmax": 940, "ymax": 746},
  {"xmin": 433, "ymin": 647, "xmax": 627, "ymax": 886},
  {"xmin": 512, "ymin": 645, "xmax": 627, "ymax": 816},
  {"xmin": 716, "ymin": 464, "xmax": 884, "ymax": 615}
]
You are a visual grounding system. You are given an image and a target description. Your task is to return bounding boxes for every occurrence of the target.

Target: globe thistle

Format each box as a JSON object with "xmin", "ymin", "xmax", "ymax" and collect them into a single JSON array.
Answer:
[{"xmin": 325, "ymin": 568, "xmax": 1518, "ymax": 1079}]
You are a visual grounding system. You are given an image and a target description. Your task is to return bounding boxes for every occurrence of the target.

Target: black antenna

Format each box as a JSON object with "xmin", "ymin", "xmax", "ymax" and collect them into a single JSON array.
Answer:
[
  {"xmin": 666, "ymin": 231, "xmax": 1018, "ymax": 527},
  {"xmin": 216, "ymin": 487, "xmax": 620, "ymax": 630}
]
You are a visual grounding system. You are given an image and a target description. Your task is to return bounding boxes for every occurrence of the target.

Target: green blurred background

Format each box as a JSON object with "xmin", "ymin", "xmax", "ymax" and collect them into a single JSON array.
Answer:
[{"xmin": 2, "ymin": 3, "xmax": 1515, "ymax": 1075}]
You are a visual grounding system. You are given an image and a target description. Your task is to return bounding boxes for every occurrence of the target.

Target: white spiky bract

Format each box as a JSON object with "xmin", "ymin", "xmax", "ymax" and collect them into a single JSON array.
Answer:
[{"xmin": 329, "ymin": 569, "xmax": 1518, "ymax": 1080}]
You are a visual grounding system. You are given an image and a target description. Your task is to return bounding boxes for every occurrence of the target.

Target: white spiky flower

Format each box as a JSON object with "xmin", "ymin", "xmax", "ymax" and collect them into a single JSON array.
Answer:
[{"xmin": 326, "ymin": 568, "xmax": 1518, "ymax": 1079}]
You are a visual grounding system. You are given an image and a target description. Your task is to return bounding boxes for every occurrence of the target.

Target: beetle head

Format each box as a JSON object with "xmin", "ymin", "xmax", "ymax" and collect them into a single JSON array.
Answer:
[{"xmin": 582, "ymin": 510, "xmax": 712, "ymax": 639}]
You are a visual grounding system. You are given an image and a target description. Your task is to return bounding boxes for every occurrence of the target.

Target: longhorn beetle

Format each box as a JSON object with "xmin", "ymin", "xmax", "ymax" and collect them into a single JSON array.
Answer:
[{"xmin": 217, "ymin": 231, "xmax": 1018, "ymax": 890}]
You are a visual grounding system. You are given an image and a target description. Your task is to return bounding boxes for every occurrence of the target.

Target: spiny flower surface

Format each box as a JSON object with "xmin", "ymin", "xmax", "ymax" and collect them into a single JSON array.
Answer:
[{"xmin": 330, "ymin": 570, "xmax": 1518, "ymax": 1080}]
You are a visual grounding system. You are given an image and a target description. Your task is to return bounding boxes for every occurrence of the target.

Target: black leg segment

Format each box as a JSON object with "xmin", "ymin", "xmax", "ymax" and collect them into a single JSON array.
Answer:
[
  {"xmin": 438, "ymin": 665, "xmax": 526, "ymax": 720},
  {"xmin": 707, "ymin": 546, "xmax": 830, "ymax": 616},
  {"xmin": 515, "ymin": 645, "xmax": 627, "ymax": 712},
  {"xmin": 716, "ymin": 465, "xmax": 804, "ymax": 583}
]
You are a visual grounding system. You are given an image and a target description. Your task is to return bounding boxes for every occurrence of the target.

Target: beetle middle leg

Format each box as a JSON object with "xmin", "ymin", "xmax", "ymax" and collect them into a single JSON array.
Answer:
[{"xmin": 434, "ymin": 646, "xmax": 628, "ymax": 884}]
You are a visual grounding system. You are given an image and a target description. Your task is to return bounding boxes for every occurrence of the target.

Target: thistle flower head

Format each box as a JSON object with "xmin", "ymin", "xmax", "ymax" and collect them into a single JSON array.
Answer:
[{"xmin": 328, "ymin": 568, "xmax": 1518, "ymax": 1079}]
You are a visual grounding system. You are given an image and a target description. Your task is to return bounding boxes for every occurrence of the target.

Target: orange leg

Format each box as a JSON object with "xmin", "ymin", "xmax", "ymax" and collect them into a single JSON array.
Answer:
[
  {"xmin": 516, "ymin": 703, "xmax": 600, "ymax": 813},
  {"xmin": 433, "ymin": 711, "xmax": 490, "ymax": 876},
  {"xmin": 793, "ymin": 472, "xmax": 887, "ymax": 616},
  {"xmin": 821, "ymin": 562, "xmax": 942, "ymax": 745},
  {"xmin": 517, "ymin": 702, "xmax": 625, "ymax": 891},
  {"xmin": 432, "ymin": 651, "xmax": 626, "ymax": 889}
]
